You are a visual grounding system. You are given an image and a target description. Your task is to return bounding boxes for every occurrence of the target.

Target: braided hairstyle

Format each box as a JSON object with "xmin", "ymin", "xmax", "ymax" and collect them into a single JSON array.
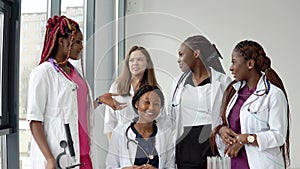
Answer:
[
  {"xmin": 183, "ymin": 35, "xmax": 225, "ymax": 74},
  {"xmin": 210, "ymin": 40, "xmax": 290, "ymax": 168},
  {"xmin": 39, "ymin": 15, "xmax": 80, "ymax": 65}
]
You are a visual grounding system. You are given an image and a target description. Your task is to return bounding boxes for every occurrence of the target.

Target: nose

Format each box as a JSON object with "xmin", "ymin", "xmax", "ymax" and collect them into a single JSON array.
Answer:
[
  {"xmin": 79, "ymin": 43, "xmax": 83, "ymax": 50},
  {"xmin": 229, "ymin": 64, "xmax": 233, "ymax": 71},
  {"xmin": 177, "ymin": 57, "xmax": 181, "ymax": 63}
]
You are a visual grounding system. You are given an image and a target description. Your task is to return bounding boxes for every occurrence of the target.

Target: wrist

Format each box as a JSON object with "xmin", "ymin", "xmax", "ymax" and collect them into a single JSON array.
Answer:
[
  {"xmin": 96, "ymin": 96, "xmax": 102, "ymax": 105},
  {"xmin": 247, "ymin": 134, "xmax": 255, "ymax": 144}
]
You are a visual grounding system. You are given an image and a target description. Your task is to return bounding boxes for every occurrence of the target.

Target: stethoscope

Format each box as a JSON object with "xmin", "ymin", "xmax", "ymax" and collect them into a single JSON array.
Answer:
[
  {"xmin": 228, "ymin": 75, "xmax": 271, "ymax": 114},
  {"xmin": 171, "ymin": 71, "xmax": 190, "ymax": 108},
  {"xmin": 49, "ymin": 58, "xmax": 78, "ymax": 91},
  {"xmin": 125, "ymin": 124, "xmax": 156, "ymax": 165}
]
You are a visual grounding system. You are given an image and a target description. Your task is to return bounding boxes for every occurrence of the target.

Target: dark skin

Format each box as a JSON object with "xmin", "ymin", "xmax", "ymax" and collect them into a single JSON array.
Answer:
[
  {"xmin": 178, "ymin": 44, "xmax": 210, "ymax": 86},
  {"xmin": 30, "ymin": 30, "xmax": 126, "ymax": 169},
  {"xmin": 219, "ymin": 51, "xmax": 260, "ymax": 157},
  {"xmin": 122, "ymin": 91, "xmax": 161, "ymax": 169}
]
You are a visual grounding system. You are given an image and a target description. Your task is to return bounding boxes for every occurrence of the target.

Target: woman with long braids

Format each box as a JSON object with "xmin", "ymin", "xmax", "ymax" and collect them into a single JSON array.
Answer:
[
  {"xmin": 27, "ymin": 15, "xmax": 125, "ymax": 169},
  {"xmin": 211, "ymin": 40, "xmax": 290, "ymax": 169},
  {"xmin": 169, "ymin": 35, "xmax": 231, "ymax": 169}
]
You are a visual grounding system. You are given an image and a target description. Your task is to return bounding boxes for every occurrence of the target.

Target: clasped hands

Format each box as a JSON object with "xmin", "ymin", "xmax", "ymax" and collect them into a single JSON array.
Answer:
[
  {"xmin": 218, "ymin": 126, "xmax": 248, "ymax": 158},
  {"xmin": 122, "ymin": 164, "xmax": 157, "ymax": 169}
]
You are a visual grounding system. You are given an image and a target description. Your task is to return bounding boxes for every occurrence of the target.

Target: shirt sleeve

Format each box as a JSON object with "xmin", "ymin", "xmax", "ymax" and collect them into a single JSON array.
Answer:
[
  {"xmin": 26, "ymin": 66, "xmax": 48, "ymax": 122},
  {"xmin": 256, "ymin": 88, "xmax": 288, "ymax": 151}
]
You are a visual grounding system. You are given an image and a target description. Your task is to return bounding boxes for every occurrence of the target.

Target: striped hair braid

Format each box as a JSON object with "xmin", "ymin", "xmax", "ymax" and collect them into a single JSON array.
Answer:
[{"xmin": 39, "ymin": 15, "xmax": 79, "ymax": 65}]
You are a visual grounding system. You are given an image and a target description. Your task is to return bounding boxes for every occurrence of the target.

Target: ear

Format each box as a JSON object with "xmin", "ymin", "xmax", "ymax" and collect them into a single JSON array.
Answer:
[
  {"xmin": 248, "ymin": 59, "xmax": 255, "ymax": 69},
  {"xmin": 58, "ymin": 37, "xmax": 65, "ymax": 47},
  {"xmin": 194, "ymin": 49, "xmax": 200, "ymax": 59},
  {"xmin": 135, "ymin": 100, "xmax": 139, "ymax": 109}
]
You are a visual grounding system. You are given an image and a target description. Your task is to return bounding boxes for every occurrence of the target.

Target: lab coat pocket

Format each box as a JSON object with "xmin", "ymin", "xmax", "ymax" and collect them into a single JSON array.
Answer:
[
  {"xmin": 263, "ymin": 147, "xmax": 285, "ymax": 168},
  {"xmin": 247, "ymin": 105, "xmax": 269, "ymax": 132}
]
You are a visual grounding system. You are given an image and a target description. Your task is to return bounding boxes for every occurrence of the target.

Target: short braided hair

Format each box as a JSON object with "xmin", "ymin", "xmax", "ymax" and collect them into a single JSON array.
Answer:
[{"xmin": 131, "ymin": 85, "xmax": 164, "ymax": 114}]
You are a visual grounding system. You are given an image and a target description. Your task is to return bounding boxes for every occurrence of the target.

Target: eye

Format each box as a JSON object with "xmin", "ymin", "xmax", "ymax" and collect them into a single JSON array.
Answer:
[
  {"xmin": 129, "ymin": 58, "xmax": 134, "ymax": 62},
  {"xmin": 76, "ymin": 40, "xmax": 82, "ymax": 44},
  {"xmin": 178, "ymin": 52, "xmax": 183, "ymax": 57},
  {"xmin": 153, "ymin": 103, "xmax": 160, "ymax": 107}
]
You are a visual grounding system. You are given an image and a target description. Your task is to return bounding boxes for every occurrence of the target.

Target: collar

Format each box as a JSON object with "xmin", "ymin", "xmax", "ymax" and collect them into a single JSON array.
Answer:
[{"xmin": 233, "ymin": 73, "xmax": 270, "ymax": 95}]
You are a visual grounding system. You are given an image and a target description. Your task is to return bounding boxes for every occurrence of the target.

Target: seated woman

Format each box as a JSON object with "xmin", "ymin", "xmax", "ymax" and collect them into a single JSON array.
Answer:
[{"xmin": 106, "ymin": 85, "xmax": 175, "ymax": 169}]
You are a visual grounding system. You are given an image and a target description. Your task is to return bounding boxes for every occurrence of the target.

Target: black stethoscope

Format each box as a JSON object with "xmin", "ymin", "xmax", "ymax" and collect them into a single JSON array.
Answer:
[
  {"xmin": 171, "ymin": 71, "xmax": 190, "ymax": 108},
  {"xmin": 125, "ymin": 124, "xmax": 156, "ymax": 165}
]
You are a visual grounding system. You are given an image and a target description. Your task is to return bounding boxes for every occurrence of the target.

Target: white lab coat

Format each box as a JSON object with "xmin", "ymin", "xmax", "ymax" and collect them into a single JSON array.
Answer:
[
  {"xmin": 169, "ymin": 67, "xmax": 231, "ymax": 139},
  {"xmin": 106, "ymin": 122, "xmax": 175, "ymax": 169},
  {"xmin": 26, "ymin": 62, "xmax": 96, "ymax": 169},
  {"xmin": 216, "ymin": 74, "xmax": 288, "ymax": 169}
]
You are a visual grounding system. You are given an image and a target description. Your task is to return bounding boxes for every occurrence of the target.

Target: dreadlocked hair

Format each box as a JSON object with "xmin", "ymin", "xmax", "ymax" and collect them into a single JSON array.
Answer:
[{"xmin": 39, "ymin": 15, "xmax": 80, "ymax": 65}]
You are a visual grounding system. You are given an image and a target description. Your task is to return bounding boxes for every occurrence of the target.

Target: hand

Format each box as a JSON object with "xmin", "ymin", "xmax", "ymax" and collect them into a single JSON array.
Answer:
[
  {"xmin": 224, "ymin": 141, "xmax": 243, "ymax": 157},
  {"xmin": 46, "ymin": 156, "xmax": 56, "ymax": 169},
  {"xmin": 219, "ymin": 126, "xmax": 237, "ymax": 145},
  {"xmin": 141, "ymin": 164, "xmax": 157, "ymax": 169},
  {"xmin": 99, "ymin": 93, "xmax": 127, "ymax": 110},
  {"xmin": 122, "ymin": 165, "xmax": 143, "ymax": 169}
]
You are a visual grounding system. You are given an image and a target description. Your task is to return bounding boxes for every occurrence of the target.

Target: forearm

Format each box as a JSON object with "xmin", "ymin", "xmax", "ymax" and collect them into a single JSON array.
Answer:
[{"xmin": 29, "ymin": 121, "xmax": 54, "ymax": 160}]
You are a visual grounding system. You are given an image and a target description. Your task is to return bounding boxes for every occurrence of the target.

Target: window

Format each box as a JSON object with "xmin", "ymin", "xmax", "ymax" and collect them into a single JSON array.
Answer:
[
  {"xmin": 19, "ymin": 0, "xmax": 47, "ymax": 168},
  {"xmin": 19, "ymin": 0, "xmax": 85, "ymax": 168}
]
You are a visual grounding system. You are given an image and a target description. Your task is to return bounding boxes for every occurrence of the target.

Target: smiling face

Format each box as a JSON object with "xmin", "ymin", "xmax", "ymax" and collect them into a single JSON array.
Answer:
[
  {"xmin": 129, "ymin": 50, "xmax": 148, "ymax": 77},
  {"xmin": 135, "ymin": 91, "xmax": 161, "ymax": 123},
  {"xmin": 230, "ymin": 51, "xmax": 251, "ymax": 81}
]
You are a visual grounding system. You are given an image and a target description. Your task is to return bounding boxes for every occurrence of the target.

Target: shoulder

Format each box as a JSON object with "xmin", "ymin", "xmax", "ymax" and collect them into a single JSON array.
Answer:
[
  {"xmin": 30, "ymin": 62, "xmax": 54, "ymax": 79},
  {"xmin": 210, "ymin": 67, "xmax": 231, "ymax": 85},
  {"xmin": 268, "ymin": 82, "xmax": 287, "ymax": 100},
  {"xmin": 112, "ymin": 122, "xmax": 131, "ymax": 134}
]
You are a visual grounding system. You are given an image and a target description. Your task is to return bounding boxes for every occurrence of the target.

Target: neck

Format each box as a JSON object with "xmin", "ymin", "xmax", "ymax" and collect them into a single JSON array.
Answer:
[
  {"xmin": 134, "ymin": 121, "xmax": 153, "ymax": 138},
  {"xmin": 246, "ymin": 71, "xmax": 261, "ymax": 89},
  {"xmin": 53, "ymin": 54, "xmax": 68, "ymax": 65},
  {"xmin": 191, "ymin": 63, "xmax": 210, "ymax": 85},
  {"xmin": 53, "ymin": 57, "xmax": 71, "ymax": 74},
  {"xmin": 131, "ymin": 75, "xmax": 143, "ymax": 91}
]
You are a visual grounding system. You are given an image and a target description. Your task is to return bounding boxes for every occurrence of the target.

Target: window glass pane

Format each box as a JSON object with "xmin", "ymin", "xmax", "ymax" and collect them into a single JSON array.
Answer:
[
  {"xmin": 0, "ymin": 12, "xmax": 3, "ymax": 119},
  {"xmin": 19, "ymin": 0, "xmax": 47, "ymax": 169},
  {"xmin": 61, "ymin": 0, "xmax": 84, "ymax": 33},
  {"xmin": 61, "ymin": 0, "xmax": 84, "ymax": 68},
  {"xmin": 0, "ymin": 11, "xmax": 4, "ymax": 169}
]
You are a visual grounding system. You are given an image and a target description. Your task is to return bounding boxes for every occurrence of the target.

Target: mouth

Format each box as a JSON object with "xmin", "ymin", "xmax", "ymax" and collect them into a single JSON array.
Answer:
[
  {"xmin": 146, "ymin": 111, "xmax": 157, "ymax": 117},
  {"xmin": 131, "ymin": 68, "xmax": 141, "ymax": 73}
]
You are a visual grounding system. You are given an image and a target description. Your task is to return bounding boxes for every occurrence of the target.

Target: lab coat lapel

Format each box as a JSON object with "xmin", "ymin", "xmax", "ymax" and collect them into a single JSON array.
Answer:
[{"xmin": 127, "ymin": 128, "xmax": 138, "ymax": 164}]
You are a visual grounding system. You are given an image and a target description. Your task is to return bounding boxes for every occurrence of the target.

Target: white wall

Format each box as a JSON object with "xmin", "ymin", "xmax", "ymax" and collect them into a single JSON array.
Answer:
[{"xmin": 125, "ymin": 0, "xmax": 300, "ymax": 168}]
